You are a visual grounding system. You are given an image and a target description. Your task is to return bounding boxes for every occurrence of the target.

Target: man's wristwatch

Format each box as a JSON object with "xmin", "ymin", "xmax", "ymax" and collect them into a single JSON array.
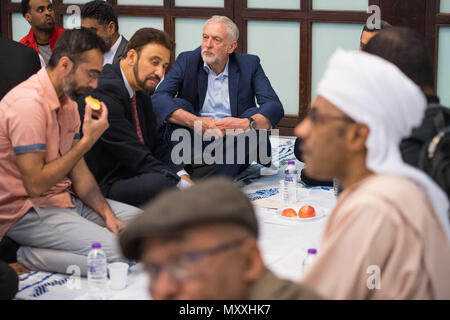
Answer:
[{"xmin": 248, "ymin": 117, "xmax": 257, "ymax": 130}]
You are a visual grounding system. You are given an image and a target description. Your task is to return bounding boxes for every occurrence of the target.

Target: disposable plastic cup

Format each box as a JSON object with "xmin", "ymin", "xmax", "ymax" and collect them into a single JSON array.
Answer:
[{"xmin": 108, "ymin": 262, "xmax": 129, "ymax": 290}]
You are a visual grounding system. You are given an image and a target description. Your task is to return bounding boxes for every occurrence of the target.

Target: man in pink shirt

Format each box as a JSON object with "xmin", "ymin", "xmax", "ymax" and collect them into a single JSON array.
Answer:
[{"xmin": 0, "ymin": 28, "xmax": 141, "ymax": 276}]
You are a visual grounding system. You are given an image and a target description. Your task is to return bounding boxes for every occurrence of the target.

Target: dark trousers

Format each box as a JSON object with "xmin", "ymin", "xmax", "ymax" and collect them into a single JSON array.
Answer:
[
  {"xmin": 0, "ymin": 261, "xmax": 18, "ymax": 300},
  {"xmin": 160, "ymin": 123, "xmax": 272, "ymax": 179},
  {"xmin": 105, "ymin": 172, "xmax": 179, "ymax": 208}
]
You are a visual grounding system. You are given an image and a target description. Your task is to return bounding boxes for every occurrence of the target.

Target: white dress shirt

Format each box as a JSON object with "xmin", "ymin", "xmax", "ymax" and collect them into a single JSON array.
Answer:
[{"xmin": 104, "ymin": 35, "xmax": 123, "ymax": 66}]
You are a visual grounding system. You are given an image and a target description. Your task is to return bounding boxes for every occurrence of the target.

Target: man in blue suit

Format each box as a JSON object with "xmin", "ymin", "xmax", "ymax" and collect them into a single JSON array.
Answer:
[{"xmin": 152, "ymin": 16, "xmax": 284, "ymax": 178}]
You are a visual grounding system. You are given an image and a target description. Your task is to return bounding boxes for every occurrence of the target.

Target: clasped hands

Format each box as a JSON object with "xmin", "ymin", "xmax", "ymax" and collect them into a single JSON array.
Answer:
[{"xmin": 195, "ymin": 116, "xmax": 250, "ymax": 138}]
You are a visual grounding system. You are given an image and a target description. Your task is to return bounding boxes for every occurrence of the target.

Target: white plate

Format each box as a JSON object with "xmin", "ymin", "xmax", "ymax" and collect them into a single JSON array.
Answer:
[{"xmin": 277, "ymin": 206, "xmax": 326, "ymax": 222}]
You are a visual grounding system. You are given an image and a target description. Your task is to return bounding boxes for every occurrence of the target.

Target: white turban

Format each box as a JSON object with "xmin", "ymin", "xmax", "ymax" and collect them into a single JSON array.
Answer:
[{"xmin": 317, "ymin": 49, "xmax": 450, "ymax": 242}]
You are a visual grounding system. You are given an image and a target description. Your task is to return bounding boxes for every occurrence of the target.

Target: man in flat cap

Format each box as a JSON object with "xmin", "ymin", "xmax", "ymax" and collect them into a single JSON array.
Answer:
[{"xmin": 120, "ymin": 177, "xmax": 320, "ymax": 300}]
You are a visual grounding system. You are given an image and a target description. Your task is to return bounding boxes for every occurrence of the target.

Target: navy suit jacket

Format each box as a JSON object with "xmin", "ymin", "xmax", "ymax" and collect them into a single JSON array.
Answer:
[
  {"xmin": 152, "ymin": 47, "xmax": 284, "ymax": 127},
  {"xmin": 0, "ymin": 38, "xmax": 41, "ymax": 100},
  {"xmin": 78, "ymin": 63, "xmax": 181, "ymax": 192}
]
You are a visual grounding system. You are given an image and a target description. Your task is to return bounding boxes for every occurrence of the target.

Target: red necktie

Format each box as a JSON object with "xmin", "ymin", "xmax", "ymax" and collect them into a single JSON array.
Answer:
[{"xmin": 131, "ymin": 95, "xmax": 144, "ymax": 144}]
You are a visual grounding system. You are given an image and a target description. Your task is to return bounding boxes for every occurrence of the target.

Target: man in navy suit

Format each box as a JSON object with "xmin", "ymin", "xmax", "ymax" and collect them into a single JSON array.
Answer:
[
  {"xmin": 79, "ymin": 28, "xmax": 192, "ymax": 207},
  {"xmin": 152, "ymin": 16, "xmax": 284, "ymax": 178}
]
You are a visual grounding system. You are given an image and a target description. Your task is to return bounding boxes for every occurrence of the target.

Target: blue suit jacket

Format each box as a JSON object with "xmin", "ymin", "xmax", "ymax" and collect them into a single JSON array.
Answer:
[{"xmin": 152, "ymin": 47, "xmax": 284, "ymax": 127}]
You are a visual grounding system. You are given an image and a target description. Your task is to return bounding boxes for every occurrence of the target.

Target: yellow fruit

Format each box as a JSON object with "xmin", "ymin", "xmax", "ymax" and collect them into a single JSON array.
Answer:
[{"xmin": 85, "ymin": 96, "xmax": 102, "ymax": 111}]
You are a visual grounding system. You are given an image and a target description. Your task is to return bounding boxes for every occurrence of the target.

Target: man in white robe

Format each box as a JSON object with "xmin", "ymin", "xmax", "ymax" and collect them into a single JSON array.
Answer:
[{"xmin": 297, "ymin": 49, "xmax": 450, "ymax": 299}]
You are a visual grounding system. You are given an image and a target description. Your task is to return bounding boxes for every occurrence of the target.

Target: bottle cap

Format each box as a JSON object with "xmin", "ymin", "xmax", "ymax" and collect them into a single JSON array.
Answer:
[
  {"xmin": 288, "ymin": 160, "xmax": 295, "ymax": 165},
  {"xmin": 91, "ymin": 242, "xmax": 101, "ymax": 249},
  {"xmin": 307, "ymin": 248, "xmax": 317, "ymax": 254}
]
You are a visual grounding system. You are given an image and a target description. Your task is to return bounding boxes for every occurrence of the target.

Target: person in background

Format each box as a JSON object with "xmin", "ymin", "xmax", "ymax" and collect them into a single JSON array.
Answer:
[
  {"xmin": 19, "ymin": 0, "xmax": 64, "ymax": 67},
  {"xmin": 0, "ymin": 38, "xmax": 41, "ymax": 100},
  {"xmin": 119, "ymin": 177, "xmax": 321, "ymax": 300},
  {"xmin": 363, "ymin": 26, "xmax": 450, "ymax": 198},
  {"xmin": 293, "ymin": 19, "xmax": 392, "ymax": 186},
  {"xmin": 297, "ymin": 49, "xmax": 450, "ymax": 299},
  {"xmin": 359, "ymin": 19, "xmax": 392, "ymax": 50},
  {"xmin": 81, "ymin": 0, "xmax": 128, "ymax": 66},
  {"xmin": 0, "ymin": 37, "xmax": 41, "ymax": 270}
]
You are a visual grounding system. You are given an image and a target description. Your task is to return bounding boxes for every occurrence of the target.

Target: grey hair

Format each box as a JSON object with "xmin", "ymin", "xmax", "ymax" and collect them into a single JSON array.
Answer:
[{"xmin": 205, "ymin": 15, "xmax": 239, "ymax": 42}]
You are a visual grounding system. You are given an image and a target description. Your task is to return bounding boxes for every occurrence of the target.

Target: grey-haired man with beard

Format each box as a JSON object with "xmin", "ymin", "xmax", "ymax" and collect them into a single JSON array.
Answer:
[{"xmin": 0, "ymin": 29, "xmax": 141, "ymax": 276}]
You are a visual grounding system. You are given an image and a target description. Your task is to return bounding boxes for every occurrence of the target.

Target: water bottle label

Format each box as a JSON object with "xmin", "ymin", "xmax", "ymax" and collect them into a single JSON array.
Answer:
[
  {"xmin": 88, "ymin": 265, "xmax": 96, "ymax": 274},
  {"xmin": 285, "ymin": 176, "xmax": 294, "ymax": 183}
]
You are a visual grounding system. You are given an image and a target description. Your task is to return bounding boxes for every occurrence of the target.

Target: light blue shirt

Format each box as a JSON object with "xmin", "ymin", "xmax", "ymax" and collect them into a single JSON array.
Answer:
[{"xmin": 200, "ymin": 60, "xmax": 231, "ymax": 119}]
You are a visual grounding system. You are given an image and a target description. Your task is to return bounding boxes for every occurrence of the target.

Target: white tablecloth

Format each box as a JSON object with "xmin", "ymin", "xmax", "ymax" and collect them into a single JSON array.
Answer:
[{"xmin": 15, "ymin": 137, "xmax": 336, "ymax": 300}]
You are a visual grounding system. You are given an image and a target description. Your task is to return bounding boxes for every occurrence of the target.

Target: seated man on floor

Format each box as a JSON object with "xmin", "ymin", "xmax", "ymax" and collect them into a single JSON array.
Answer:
[
  {"xmin": 297, "ymin": 50, "xmax": 450, "ymax": 299},
  {"xmin": 119, "ymin": 177, "xmax": 321, "ymax": 300},
  {"xmin": 152, "ymin": 15, "xmax": 284, "ymax": 178},
  {"xmin": 78, "ymin": 28, "xmax": 192, "ymax": 208},
  {"xmin": 0, "ymin": 29, "xmax": 141, "ymax": 276},
  {"xmin": 0, "ymin": 38, "xmax": 41, "ymax": 268},
  {"xmin": 0, "ymin": 38, "xmax": 41, "ymax": 100}
]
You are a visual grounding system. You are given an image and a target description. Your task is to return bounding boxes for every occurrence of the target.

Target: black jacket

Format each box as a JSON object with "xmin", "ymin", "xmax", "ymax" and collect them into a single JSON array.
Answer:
[
  {"xmin": 0, "ymin": 38, "xmax": 41, "ymax": 100},
  {"xmin": 78, "ymin": 63, "xmax": 181, "ymax": 194}
]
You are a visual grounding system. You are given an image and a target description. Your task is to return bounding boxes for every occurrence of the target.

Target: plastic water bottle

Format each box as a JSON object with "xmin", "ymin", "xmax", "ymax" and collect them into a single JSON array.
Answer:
[
  {"xmin": 282, "ymin": 161, "xmax": 298, "ymax": 204},
  {"xmin": 87, "ymin": 242, "xmax": 107, "ymax": 292},
  {"xmin": 302, "ymin": 248, "xmax": 317, "ymax": 274}
]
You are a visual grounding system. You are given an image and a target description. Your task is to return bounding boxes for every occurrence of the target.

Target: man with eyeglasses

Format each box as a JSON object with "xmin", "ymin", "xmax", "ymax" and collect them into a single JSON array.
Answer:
[
  {"xmin": 20, "ymin": 0, "xmax": 65, "ymax": 67},
  {"xmin": 297, "ymin": 49, "xmax": 450, "ymax": 299},
  {"xmin": 120, "ymin": 177, "xmax": 321, "ymax": 300},
  {"xmin": 0, "ymin": 29, "xmax": 141, "ymax": 276}
]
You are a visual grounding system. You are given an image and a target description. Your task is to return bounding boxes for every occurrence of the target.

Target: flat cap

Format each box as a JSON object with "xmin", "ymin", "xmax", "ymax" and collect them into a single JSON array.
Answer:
[{"xmin": 119, "ymin": 177, "xmax": 258, "ymax": 260}]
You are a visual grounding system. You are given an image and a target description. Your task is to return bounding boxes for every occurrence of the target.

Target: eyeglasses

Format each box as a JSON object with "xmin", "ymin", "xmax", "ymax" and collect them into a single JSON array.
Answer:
[
  {"xmin": 67, "ymin": 57, "xmax": 101, "ymax": 82},
  {"xmin": 145, "ymin": 238, "xmax": 246, "ymax": 283},
  {"xmin": 306, "ymin": 108, "xmax": 355, "ymax": 125}
]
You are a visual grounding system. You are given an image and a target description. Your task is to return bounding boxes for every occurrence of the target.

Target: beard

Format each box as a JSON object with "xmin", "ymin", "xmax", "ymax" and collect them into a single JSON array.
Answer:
[
  {"xmin": 201, "ymin": 51, "xmax": 219, "ymax": 66},
  {"xmin": 62, "ymin": 71, "xmax": 89, "ymax": 101},
  {"xmin": 133, "ymin": 62, "xmax": 160, "ymax": 94}
]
